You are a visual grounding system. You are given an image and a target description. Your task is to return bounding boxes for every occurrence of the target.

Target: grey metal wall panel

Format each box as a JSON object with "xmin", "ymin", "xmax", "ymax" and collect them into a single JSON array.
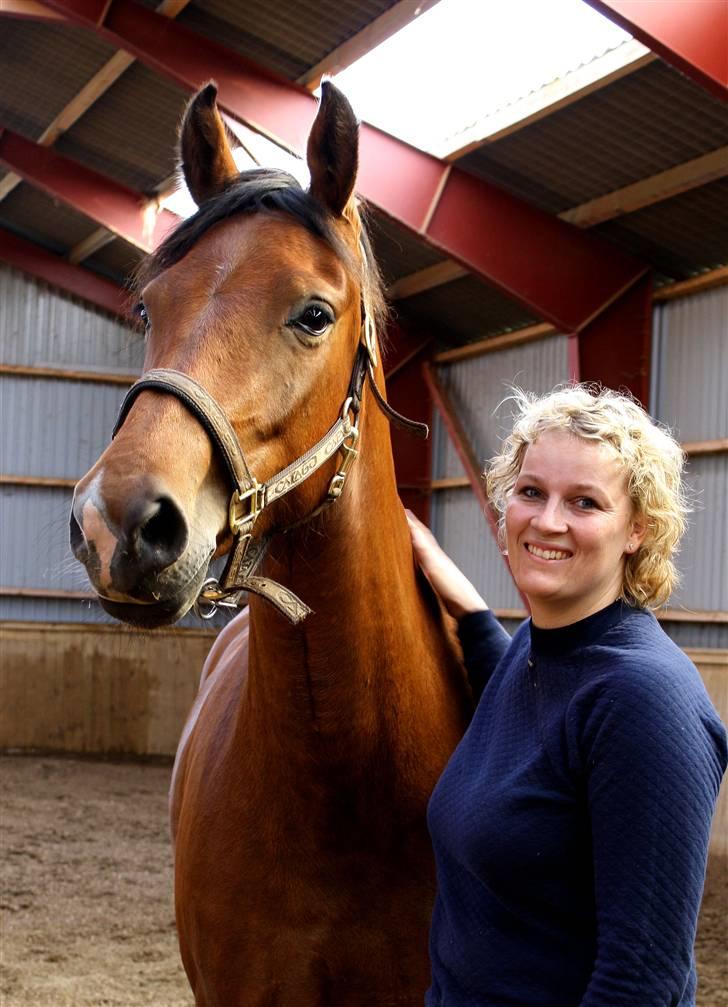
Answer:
[
  {"xmin": 651, "ymin": 289, "xmax": 727, "ymax": 649},
  {"xmin": 0, "ymin": 377, "xmax": 125, "ymax": 479},
  {"xmin": 1, "ymin": 486, "xmax": 81, "ymax": 591},
  {"xmin": 0, "ymin": 265, "xmax": 144, "ymax": 372},
  {"xmin": 431, "ymin": 335, "xmax": 568, "ymax": 610},
  {"xmin": 432, "ymin": 335, "xmax": 569, "ymax": 478},
  {"xmin": 652, "ymin": 286, "xmax": 728, "ymax": 441},
  {"xmin": 661, "ymin": 621, "xmax": 728, "ymax": 650},
  {"xmin": 671, "ymin": 454, "xmax": 728, "ymax": 611},
  {"xmin": 431, "ymin": 490, "xmax": 522, "ymax": 611}
]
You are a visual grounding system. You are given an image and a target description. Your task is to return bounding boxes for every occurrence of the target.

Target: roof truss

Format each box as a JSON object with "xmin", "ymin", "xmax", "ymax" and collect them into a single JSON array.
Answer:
[{"xmin": 20, "ymin": 0, "xmax": 646, "ymax": 335}]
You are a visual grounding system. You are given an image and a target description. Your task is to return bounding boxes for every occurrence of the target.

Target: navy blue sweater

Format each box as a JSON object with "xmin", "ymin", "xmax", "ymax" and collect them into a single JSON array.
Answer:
[{"xmin": 426, "ymin": 601, "xmax": 727, "ymax": 1007}]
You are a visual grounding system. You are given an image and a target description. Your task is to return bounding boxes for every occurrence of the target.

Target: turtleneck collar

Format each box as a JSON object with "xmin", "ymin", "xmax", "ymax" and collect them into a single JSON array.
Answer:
[{"xmin": 528, "ymin": 599, "xmax": 641, "ymax": 658}]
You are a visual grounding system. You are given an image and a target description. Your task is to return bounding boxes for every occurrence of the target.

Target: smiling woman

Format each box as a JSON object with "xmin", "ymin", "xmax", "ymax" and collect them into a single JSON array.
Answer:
[{"xmin": 408, "ymin": 383, "xmax": 727, "ymax": 1007}]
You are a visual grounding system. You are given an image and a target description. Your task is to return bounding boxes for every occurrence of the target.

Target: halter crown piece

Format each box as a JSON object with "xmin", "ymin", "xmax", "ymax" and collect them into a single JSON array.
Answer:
[{"xmin": 112, "ymin": 314, "xmax": 427, "ymax": 625}]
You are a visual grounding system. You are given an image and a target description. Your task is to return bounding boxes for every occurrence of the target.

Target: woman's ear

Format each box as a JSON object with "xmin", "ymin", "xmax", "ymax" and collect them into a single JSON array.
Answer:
[
  {"xmin": 306, "ymin": 81, "xmax": 358, "ymax": 217},
  {"xmin": 179, "ymin": 82, "xmax": 239, "ymax": 206},
  {"xmin": 626, "ymin": 513, "xmax": 648, "ymax": 554}
]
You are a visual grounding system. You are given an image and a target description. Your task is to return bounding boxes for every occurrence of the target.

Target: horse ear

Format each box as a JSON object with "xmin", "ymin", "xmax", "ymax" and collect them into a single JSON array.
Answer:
[
  {"xmin": 179, "ymin": 82, "xmax": 239, "ymax": 206},
  {"xmin": 307, "ymin": 82, "xmax": 358, "ymax": 217}
]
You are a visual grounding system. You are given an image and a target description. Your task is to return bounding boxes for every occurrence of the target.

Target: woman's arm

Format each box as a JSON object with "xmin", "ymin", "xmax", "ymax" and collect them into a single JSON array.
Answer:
[
  {"xmin": 406, "ymin": 510, "xmax": 510, "ymax": 698},
  {"xmin": 406, "ymin": 510, "xmax": 488, "ymax": 619}
]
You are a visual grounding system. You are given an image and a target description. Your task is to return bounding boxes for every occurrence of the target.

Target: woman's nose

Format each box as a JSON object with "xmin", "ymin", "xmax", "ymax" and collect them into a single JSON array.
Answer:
[{"xmin": 531, "ymin": 498, "xmax": 568, "ymax": 533}]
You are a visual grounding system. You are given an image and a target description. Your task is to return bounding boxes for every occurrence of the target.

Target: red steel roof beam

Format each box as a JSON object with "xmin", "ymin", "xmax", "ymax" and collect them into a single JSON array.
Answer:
[
  {"xmin": 35, "ymin": 0, "xmax": 648, "ymax": 335},
  {"xmin": 585, "ymin": 0, "xmax": 728, "ymax": 102},
  {"xmin": 0, "ymin": 228, "xmax": 130, "ymax": 318},
  {"xmin": 0, "ymin": 127, "xmax": 178, "ymax": 252}
]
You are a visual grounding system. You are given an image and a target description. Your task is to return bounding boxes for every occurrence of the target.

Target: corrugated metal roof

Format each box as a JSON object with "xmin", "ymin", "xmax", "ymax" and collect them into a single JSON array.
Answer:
[
  {"xmin": 0, "ymin": 20, "xmax": 116, "ymax": 140},
  {"xmin": 401, "ymin": 275, "xmax": 538, "ymax": 346},
  {"xmin": 84, "ymin": 238, "xmax": 146, "ymax": 287},
  {"xmin": 179, "ymin": 0, "xmax": 400, "ymax": 80},
  {"xmin": 593, "ymin": 179, "xmax": 728, "ymax": 280},
  {"xmin": 367, "ymin": 210, "xmax": 446, "ymax": 286},
  {"xmin": 55, "ymin": 63, "xmax": 188, "ymax": 194},
  {"xmin": 0, "ymin": 183, "xmax": 98, "ymax": 252},
  {"xmin": 457, "ymin": 61, "xmax": 728, "ymax": 214}
]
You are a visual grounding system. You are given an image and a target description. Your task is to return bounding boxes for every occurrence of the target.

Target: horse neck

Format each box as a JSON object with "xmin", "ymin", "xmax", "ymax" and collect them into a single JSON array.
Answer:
[{"xmin": 243, "ymin": 389, "xmax": 463, "ymax": 758}]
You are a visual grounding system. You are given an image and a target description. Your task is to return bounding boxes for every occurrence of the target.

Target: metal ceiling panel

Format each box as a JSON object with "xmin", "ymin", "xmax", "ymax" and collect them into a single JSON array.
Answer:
[
  {"xmin": 179, "ymin": 0, "xmax": 399, "ymax": 80},
  {"xmin": 367, "ymin": 210, "xmax": 446, "ymax": 286},
  {"xmin": 0, "ymin": 20, "xmax": 116, "ymax": 140},
  {"xmin": 399, "ymin": 275, "xmax": 538, "ymax": 346},
  {"xmin": 84, "ymin": 237, "xmax": 147, "ymax": 287},
  {"xmin": 55, "ymin": 63, "xmax": 189, "ymax": 193},
  {"xmin": 0, "ymin": 183, "xmax": 97, "ymax": 252},
  {"xmin": 593, "ymin": 178, "xmax": 728, "ymax": 280},
  {"xmin": 457, "ymin": 61, "xmax": 728, "ymax": 215}
]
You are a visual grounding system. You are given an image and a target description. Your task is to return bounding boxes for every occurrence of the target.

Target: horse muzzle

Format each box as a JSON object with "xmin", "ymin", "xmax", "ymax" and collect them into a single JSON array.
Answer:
[{"xmin": 70, "ymin": 474, "xmax": 214, "ymax": 627}]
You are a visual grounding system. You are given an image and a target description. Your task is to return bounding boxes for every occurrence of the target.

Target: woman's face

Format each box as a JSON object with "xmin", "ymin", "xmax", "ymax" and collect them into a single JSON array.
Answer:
[{"xmin": 505, "ymin": 429, "xmax": 645, "ymax": 628}]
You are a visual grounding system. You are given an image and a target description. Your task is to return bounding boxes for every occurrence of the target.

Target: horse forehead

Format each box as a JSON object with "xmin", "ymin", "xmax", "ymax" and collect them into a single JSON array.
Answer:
[{"xmin": 159, "ymin": 213, "xmax": 353, "ymax": 300}]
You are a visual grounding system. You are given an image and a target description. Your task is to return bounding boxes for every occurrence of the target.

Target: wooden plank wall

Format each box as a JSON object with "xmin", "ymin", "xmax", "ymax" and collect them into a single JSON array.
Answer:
[
  {"xmin": 690, "ymin": 650, "xmax": 728, "ymax": 857},
  {"xmin": 1, "ymin": 625, "xmax": 726, "ymax": 853},
  {"xmin": 0, "ymin": 622, "xmax": 217, "ymax": 757}
]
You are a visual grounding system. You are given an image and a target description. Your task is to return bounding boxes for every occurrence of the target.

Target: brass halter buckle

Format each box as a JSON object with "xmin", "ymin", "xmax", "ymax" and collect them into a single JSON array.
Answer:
[
  {"xmin": 328, "ymin": 397, "xmax": 360, "ymax": 501},
  {"xmin": 194, "ymin": 577, "xmax": 242, "ymax": 620},
  {"xmin": 229, "ymin": 481, "xmax": 265, "ymax": 535}
]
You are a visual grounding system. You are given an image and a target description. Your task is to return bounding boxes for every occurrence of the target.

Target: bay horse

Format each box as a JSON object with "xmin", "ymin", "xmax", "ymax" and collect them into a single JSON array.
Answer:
[{"xmin": 69, "ymin": 81, "xmax": 472, "ymax": 1005}]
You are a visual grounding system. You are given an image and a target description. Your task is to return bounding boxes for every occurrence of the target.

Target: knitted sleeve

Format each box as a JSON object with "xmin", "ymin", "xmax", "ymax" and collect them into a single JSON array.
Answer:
[
  {"xmin": 568, "ymin": 662, "xmax": 727, "ymax": 1006},
  {"xmin": 456, "ymin": 609, "xmax": 511, "ymax": 701}
]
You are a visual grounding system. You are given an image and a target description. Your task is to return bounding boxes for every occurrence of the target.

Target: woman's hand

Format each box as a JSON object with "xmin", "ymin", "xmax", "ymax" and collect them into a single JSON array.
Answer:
[{"xmin": 406, "ymin": 510, "xmax": 488, "ymax": 620}]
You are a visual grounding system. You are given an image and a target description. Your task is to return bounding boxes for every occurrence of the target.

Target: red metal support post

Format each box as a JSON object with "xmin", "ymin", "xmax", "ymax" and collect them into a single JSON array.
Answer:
[
  {"xmin": 585, "ymin": 0, "xmax": 728, "ymax": 102},
  {"xmin": 0, "ymin": 228, "xmax": 131, "ymax": 318},
  {"xmin": 34, "ymin": 0, "xmax": 648, "ymax": 336},
  {"xmin": 576, "ymin": 272, "xmax": 653, "ymax": 407},
  {"xmin": 0, "ymin": 128, "xmax": 178, "ymax": 252}
]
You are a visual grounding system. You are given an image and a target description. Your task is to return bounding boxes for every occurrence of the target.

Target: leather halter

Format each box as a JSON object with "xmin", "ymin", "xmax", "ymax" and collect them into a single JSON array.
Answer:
[{"xmin": 112, "ymin": 331, "xmax": 427, "ymax": 625}]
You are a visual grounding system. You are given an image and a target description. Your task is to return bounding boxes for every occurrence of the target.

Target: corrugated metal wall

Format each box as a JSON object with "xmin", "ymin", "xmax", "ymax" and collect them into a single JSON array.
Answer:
[
  {"xmin": 0, "ymin": 266, "xmax": 143, "ymax": 623},
  {"xmin": 651, "ymin": 286, "xmax": 728, "ymax": 649},
  {"xmin": 431, "ymin": 334, "xmax": 569, "ymax": 613}
]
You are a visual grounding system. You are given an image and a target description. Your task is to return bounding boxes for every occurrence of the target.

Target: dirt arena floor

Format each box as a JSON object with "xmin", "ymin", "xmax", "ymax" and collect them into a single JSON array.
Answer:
[{"xmin": 1, "ymin": 755, "xmax": 726, "ymax": 1007}]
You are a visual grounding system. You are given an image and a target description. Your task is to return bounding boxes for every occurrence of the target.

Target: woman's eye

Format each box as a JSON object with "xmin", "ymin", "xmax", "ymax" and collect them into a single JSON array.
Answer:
[
  {"xmin": 575, "ymin": 497, "xmax": 597, "ymax": 510},
  {"xmin": 294, "ymin": 304, "xmax": 333, "ymax": 336},
  {"xmin": 520, "ymin": 486, "xmax": 540, "ymax": 499}
]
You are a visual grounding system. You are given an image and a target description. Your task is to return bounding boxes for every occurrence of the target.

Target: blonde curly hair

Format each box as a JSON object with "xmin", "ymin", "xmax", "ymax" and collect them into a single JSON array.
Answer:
[{"xmin": 485, "ymin": 384, "xmax": 689, "ymax": 609}]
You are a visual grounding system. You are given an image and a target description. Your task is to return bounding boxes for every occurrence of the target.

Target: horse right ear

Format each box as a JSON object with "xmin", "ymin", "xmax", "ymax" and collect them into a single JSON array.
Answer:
[{"xmin": 179, "ymin": 82, "xmax": 239, "ymax": 206}]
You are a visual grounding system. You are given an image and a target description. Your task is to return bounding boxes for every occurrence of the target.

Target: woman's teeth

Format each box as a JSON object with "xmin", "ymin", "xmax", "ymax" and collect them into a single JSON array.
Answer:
[{"xmin": 526, "ymin": 544, "xmax": 570, "ymax": 561}]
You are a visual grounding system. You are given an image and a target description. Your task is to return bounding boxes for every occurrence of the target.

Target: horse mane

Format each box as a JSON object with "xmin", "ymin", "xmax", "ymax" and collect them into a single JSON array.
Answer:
[{"xmin": 135, "ymin": 167, "xmax": 388, "ymax": 341}]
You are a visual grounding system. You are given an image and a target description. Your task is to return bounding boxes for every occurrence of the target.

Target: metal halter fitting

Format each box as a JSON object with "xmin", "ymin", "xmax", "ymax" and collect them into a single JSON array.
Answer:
[{"xmin": 113, "ymin": 328, "xmax": 427, "ymax": 626}]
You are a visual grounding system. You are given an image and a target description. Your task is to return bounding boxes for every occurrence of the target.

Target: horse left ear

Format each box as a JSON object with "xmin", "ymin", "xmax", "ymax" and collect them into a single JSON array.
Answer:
[
  {"xmin": 307, "ymin": 82, "xmax": 359, "ymax": 217},
  {"xmin": 179, "ymin": 82, "xmax": 239, "ymax": 206}
]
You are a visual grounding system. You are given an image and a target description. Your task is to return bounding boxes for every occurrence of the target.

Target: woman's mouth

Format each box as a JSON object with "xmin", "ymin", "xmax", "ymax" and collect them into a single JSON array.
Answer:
[{"xmin": 525, "ymin": 543, "xmax": 572, "ymax": 561}]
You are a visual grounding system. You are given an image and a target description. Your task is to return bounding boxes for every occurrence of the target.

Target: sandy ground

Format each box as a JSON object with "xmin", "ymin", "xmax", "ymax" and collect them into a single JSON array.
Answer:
[{"xmin": 1, "ymin": 755, "xmax": 726, "ymax": 1007}]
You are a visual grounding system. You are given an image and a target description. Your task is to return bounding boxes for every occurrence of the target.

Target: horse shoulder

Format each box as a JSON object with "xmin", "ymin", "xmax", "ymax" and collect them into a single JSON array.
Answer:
[{"xmin": 169, "ymin": 607, "xmax": 250, "ymax": 842}]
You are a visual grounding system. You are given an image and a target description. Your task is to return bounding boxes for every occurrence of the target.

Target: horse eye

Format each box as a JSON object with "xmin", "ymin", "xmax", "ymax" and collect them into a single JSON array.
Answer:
[
  {"xmin": 136, "ymin": 302, "xmax": 150, "ymax": 329},
  {"xmin": 297, "ymin": 304, "xmax": 332, "ymax": 336}
]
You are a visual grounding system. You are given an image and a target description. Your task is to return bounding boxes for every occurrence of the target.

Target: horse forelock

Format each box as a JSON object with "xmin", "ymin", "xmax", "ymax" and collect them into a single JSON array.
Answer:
[{"xmin": 134, "ymin": 168, "xmax": 388, "ymax": 348}]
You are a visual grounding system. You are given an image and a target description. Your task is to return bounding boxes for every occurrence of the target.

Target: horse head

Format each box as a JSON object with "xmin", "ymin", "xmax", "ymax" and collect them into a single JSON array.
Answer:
[{"xmin": 70, "ymin": 82, "xmax": 386, "ymax": 628}]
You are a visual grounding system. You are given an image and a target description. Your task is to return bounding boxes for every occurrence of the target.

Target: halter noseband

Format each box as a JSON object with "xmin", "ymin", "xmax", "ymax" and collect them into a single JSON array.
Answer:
[{"xmin": 112, "ymin": 329, "xmax": 427, "ymax": 625}]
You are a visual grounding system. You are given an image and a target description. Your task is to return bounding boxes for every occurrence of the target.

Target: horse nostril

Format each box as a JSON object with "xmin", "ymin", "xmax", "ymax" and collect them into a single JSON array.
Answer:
[
  {"xmin": 69, "ymin": 507, "xmax": 87, "ymax": 560},
  {"xmin": 136, "ymin": 496, "xmax": 188, "ymax": 564}
]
